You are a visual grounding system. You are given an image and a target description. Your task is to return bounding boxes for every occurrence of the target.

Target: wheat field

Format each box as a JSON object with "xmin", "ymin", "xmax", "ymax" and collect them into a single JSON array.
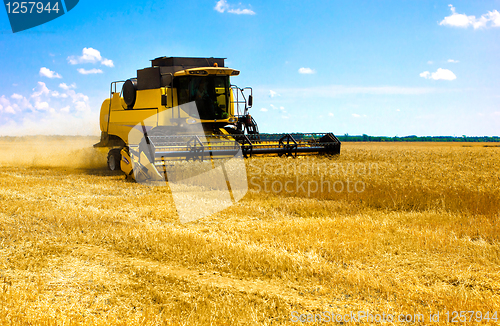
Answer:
[{"xmin": 0, "ymin": 137, "xmax": 499, "ymax": 325}]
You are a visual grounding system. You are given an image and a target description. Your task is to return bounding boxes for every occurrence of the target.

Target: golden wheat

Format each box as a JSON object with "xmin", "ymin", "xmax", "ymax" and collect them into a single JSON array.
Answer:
[{"xmin": 0, "ymin": 138, "xmax": 499, "ymax": 325}]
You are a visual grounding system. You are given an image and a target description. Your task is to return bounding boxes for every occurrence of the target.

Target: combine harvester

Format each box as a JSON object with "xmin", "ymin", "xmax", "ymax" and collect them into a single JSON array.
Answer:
[{"xmin": 94, "ymin": 57, "xmax": 341, "ymax": 180}]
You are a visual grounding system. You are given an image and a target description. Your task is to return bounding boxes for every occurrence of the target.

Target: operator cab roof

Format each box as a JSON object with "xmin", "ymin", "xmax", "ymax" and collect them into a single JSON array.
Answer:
[{"xmin": 151, "ymin": 57, "xmax": 226, "ymax": 69}]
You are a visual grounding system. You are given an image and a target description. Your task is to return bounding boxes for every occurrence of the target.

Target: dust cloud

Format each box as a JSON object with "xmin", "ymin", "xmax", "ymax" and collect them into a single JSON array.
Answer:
[{"xmin": 0, "ymin": 136, "xmax": 108, "ymax": 169}]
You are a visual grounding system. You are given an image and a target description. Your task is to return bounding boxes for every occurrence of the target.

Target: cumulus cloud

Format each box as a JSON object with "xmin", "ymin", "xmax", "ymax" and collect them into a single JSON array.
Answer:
[
  {"xmin": 67, "ymin": 47, "xmax": 114, "ymax": 67},
  {"xmin": 59, "ymin": 83, "xmax": 76, "ymax": 90},
  {"xmin": 7, "ymin": 93, "xmax": 32, "ymax": 113},
  {"xmin": 34, "ymin": 101, "xmax": 50, "ymax": 111},
  {"xmin": 440, "ymin": 5, "xmax": 500, "ymax": 29},
  {"xmin": 214, "ymin": 0, "xmax": 255, "ymax": 15},
  {"xmin": 298, "ymin": 67, "xmax": 315, "ymax": 74},
  {"xmin": 39, "ymin": 67, "xmax": 62, "ymax": 79},
  {"xmin": 27, "ymin": 81, "xmax": 90, "ymax": 113},
  {"xmin": 101, "ymin": 59, "xmax": 114, "ymax": 67},
  {"xmin": 0, "ymin": 95, "xmax": 16, "ymax": 114},
  {"xmin": 260, "ymin": 108, "xmax": 268, "ymax": 112},
  {"xmin": 419, "ymin": 71, "xmax": 430, "ymax": 78},
  {"xmin": 31, "ymin": 81, "xmax": 50, "ymax": 99},
  {"xmin": 269, "ymin": 90, "xmax": 279, "ymax": 98},
  {"xmin": 77, "ymin": 68, "xmax": 103, "ymax": 75},
  {"xmin": 420, "ymin": 68, "xmax": 457, "ymax": 81},
  {"xmin": 0, "ymin": 81, "xmax": 97, "ymax": 136}
]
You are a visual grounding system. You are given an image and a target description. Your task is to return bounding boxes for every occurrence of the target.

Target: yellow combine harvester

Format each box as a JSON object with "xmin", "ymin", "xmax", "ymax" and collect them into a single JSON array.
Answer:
[{"xmin": 94, "ymin": 57, "xmax": 340, "ymax": 178}]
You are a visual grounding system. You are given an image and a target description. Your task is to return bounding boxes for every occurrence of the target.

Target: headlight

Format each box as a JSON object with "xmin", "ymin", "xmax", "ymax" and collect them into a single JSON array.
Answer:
[
  {"xmin": 228, "ymin": 117, "xmax": 237, "ymax": 123},
  {"xmin": 186, "ymin": 118, "xmax": 198, "ymax": 124}
]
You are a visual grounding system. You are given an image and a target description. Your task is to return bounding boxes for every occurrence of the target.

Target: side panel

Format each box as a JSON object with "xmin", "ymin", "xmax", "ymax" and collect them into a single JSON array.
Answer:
[
  {"xmin": 99, "ymin": 98, "xmax": 111, "ymax": 133},
  {"xmin": 108, "ymin": 92, "xmax": 159, "ymax": 145},
  {"xmin": 109, "ymin": 109, "xmax": 159, "ymax": 145},
  {"xmin": 134, "ymin": 89, "xmax": 162, "ymax": 109}
]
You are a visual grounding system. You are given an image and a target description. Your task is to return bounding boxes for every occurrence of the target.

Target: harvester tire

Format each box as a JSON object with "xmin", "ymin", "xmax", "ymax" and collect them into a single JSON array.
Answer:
[{"xmin": 107, "ymin": 148, "xmax": 122, "ymax": 171}]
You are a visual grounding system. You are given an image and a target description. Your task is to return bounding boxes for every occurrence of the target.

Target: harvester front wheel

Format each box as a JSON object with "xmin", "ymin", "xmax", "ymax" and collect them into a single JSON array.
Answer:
[{"xmin": 107, "ymin": 148, "xmax": 122, "ymax": 171}]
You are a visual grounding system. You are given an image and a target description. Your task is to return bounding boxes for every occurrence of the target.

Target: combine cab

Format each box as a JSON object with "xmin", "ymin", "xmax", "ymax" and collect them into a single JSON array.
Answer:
[{"xmin": 94, "ymin": 57, "xmax": 341, "ymax": 179}]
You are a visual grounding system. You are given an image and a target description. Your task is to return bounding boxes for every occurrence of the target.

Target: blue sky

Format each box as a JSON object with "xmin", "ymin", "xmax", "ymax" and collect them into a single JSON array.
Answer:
[{"xmin": 0, "ymin": 0, "xmax": 499, "ymax": 136}]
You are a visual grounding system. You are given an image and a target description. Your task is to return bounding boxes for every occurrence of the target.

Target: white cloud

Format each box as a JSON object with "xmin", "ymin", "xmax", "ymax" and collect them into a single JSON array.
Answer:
[
  {"xmin": 298, "ymin": 67, "xmax": 315, "ymax": 74},
  {"xmin": 0, "ymin": 110, "xmax": 99, "ymax": 136},
  {"xmin": 214, "ymin": 0, "xmax": 227, "ymax": 13},
  {"xmin": 270, "ymin": 104, "xmax": 278, "ymax": 110},
  {"xmin": 77, "ymin": 68, "xmax": 103, "ymax": 75},
  {"xmin": 260, "ymin": 108, "xmax": 268, "ymax": 112},
  {"xmin": 489, "ymin": 10, "xmax": 500, "ymax": 27},
  {"xmin": 420, "ymin": 71, "xmax": 430, "ymax": 78},
  {"xmin": 448, "ymin": 59, "xmax": 459, "ymax": 63},
  {"xmin": 0, "ymin": 81, "xmax": 97, "ymax": 136},
  {"xmin": 101, "ymin": 59, "xmax": 114, "ymax": 67},
  {"xmin": 214, "ymin": 0, "xmax": 255, "ymax": 15},
  {"xmin": 228, "ymin": 8, "xmax": 255, "ymax": 14},
  {"xmin": 269, "ymin": 90, "xmax": 279, "ymax": 98},
  {"xmin": 67, "ymin": 47, "xmax": 114, "ymax": 67},
  {"xmin": 328, "ymin": 112, "xmax": 334, "ymax": 117},
  {"xmin": 0, "ymin": 95, "xmax": 16, "ymax": 114},
  {"xmin": 427, "ymin": 61, "xmax": 434, "ymax": 64},
  {"xmin": 440, "ymin": 5, "xmax": 475, "ymax": 28},
  {"xmin": 440, "ymin": 5, "xmax": 500, "ymax": 29},
  {"xmin": 66, "ymin": 89, "xmax": 89, "ymax": 104},
  {"xmin": 420, "ymin": 68, "xmax": 457, "ymax": 81},
  {"xmin": 34, "ymin": 101, "xmax": 50, "ymax": 111},
  {"xmin": 39, "ymin": 67, "xmax": 62, "ymax": 79},
  {"xmin": 352, "ymin": 113, "xmax": 361, "ymax": 118},
  {"xmin": 31, "ymin": 82, "xmax": 50, "ymax": 99},
  {"xmin": 0, "ymin": 96, "xmax": 9, "ymax": 107},
  {"xmin": 8, "ymin": 93, "xmax": 32, "ymax": 112},
  {"xmin": 28, "ymin": 81, "xmax": 90, "ymax": 113},
  {"xmin": 3, "ymin": 106, "xmax": 16, "ymax": 114},
  {"xmin": 76, "ymin": 47, "xmax": 101, "ymax": 63},
  {"xmin": 59, "ymin": 83, "xmax": 76, "ymax": 90}
]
